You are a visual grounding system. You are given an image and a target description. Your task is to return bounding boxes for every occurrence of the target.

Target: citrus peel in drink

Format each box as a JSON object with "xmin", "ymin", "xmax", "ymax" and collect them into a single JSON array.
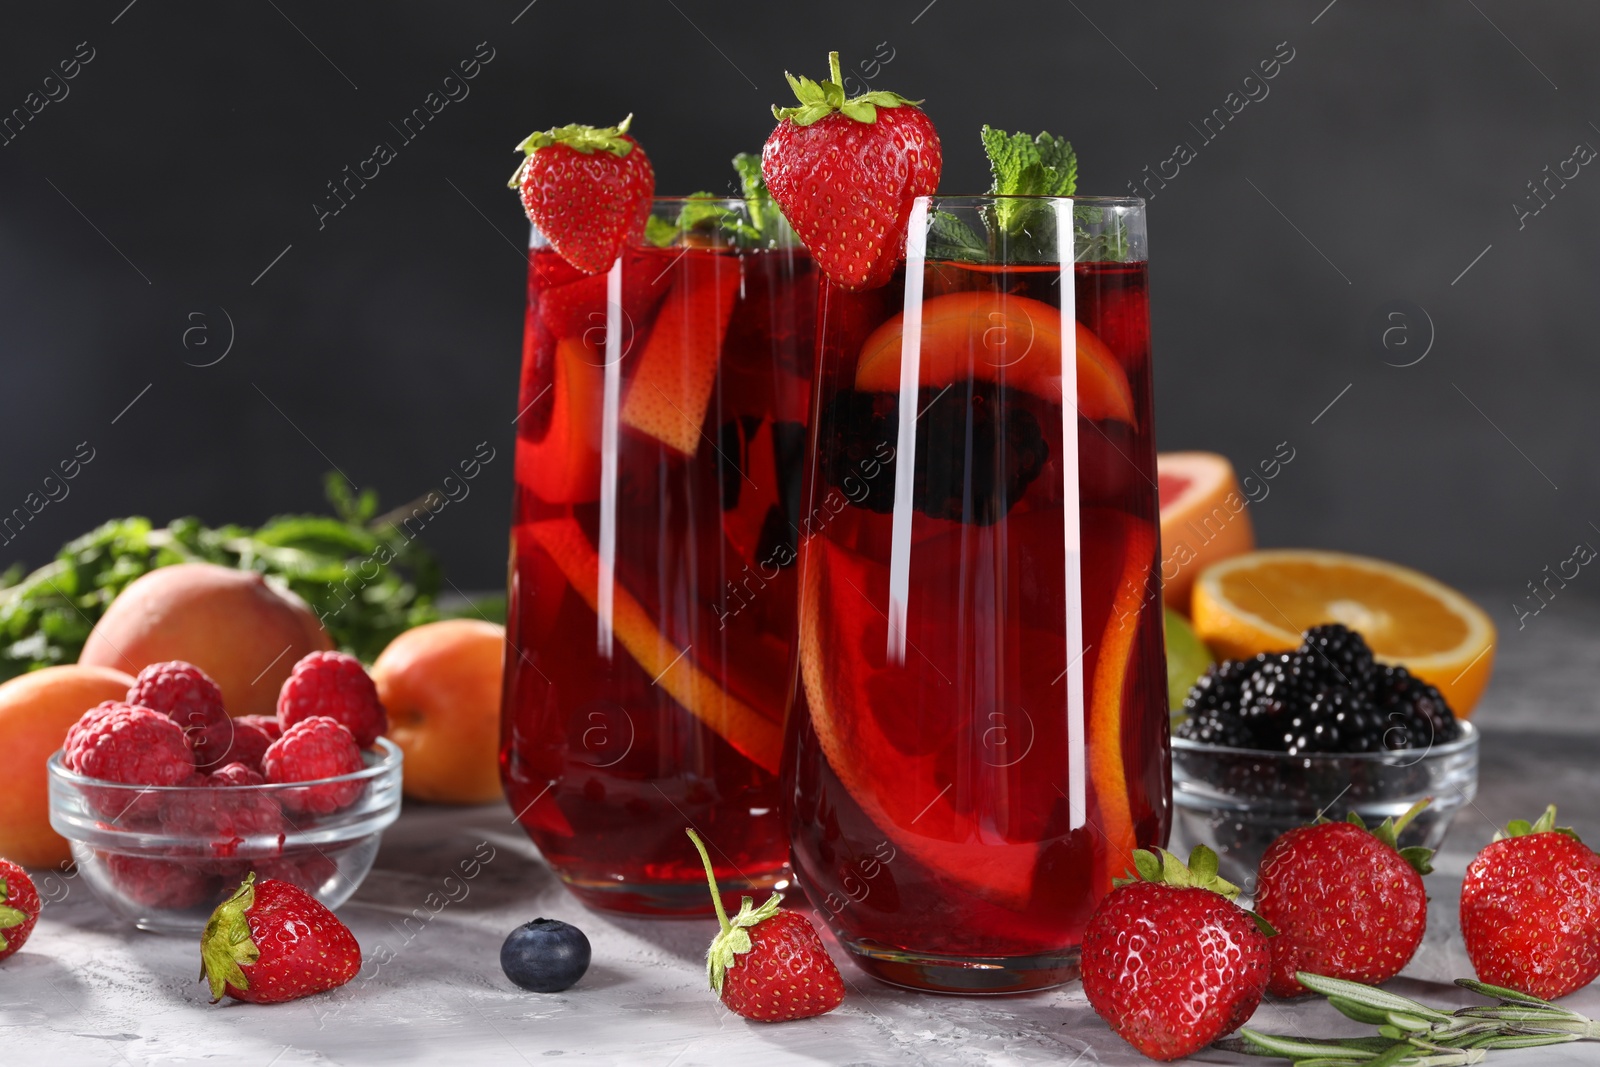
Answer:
[
  {"xmin": 526, "ymin": 517, "xmax": 783, "ymax": 773},
  {"xmin": 853, "ymin": 291, "xmax": 1135, "ymax": 425},
  {"xmin": 514, "ymin": 337, "xmax": 603, "ymax": 504}
]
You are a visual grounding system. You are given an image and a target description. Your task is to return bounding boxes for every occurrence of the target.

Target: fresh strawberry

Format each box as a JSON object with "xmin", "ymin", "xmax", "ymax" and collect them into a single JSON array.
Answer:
[
  {"xmin": 1460, "ymin": 804, "xmax": 1600, "ymax": 1000},
  {"xmin": 1254, "ymin": 801, "xmax": 1433, "ymax": 997},
  {"xmin": 762, "ymin": 51, "xmax": 941, "ymax": 291},
  {"xmin": 0, "ymin": 860, "xmax": 40, "ymax": 963},
  {"xmin": 687, "ymin": 829, "xmax": 843, "ymax": 1022},
  {"xmin": 1082, "ymin": 846, "xmax": 1271, "ymax": 1061},
  {"xmin": 200, "ymin": 873, "xmax": 360, "ymax": 1004},
  {"xmin": 510, "ymin": 115, "xmax": 654, "ymax": 275}
]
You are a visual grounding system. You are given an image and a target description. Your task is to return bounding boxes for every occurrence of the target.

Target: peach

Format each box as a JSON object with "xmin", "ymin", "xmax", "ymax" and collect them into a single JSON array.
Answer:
[
  {"xmin": 79, "ymin": 563, "xmax": 332, "ymax": 718},
  {"xmin": 0, "ymin": 664, "xmax": 135, "ymax": 867},
  {"xmin": 372, "ymin": 620, "xmax": 505, "ymax": 805}
]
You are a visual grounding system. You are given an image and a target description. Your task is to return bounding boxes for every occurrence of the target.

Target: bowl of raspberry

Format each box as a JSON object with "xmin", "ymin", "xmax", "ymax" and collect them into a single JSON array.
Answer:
[
  {"xmin": 46, "ymin": 657, "xmax": 402, "ymax": 933},
  {"xmin": 1169, "ymin": 624, "xmax": 1479, "ymax": 889}
]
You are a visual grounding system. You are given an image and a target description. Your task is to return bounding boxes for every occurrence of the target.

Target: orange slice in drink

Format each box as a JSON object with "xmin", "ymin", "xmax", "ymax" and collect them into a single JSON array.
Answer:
[
  {"xmin": 515, "ymin": 337, "xmax": 604, "ymax": 504},
  {"xmin": 621, "ymin": 253, "xmax": 742, "ymax": 456},
  {"xmin": 1191, "ymin": 549, "xmax": 1496, "ymax": 716},
  {"xmin": 853, "ymin": 291, "xmax": 1136, "ymax": 426},
  {"xmin": 798, "ymin": 508, "xmax": 1154, "ymax": 909},
  {"xmin": 526, "ymin": 517, "xmax": 783, "ymax": 774}
]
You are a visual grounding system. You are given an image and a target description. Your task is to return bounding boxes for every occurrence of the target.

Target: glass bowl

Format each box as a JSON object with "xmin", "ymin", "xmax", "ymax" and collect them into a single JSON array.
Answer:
[
  {"xmin": 48, "ymin": 738, "xmax": 402, "ymax": 933},
  {"xmin": 1170, "ymin": 721, "xmax": 1479, "ymax": 889}
]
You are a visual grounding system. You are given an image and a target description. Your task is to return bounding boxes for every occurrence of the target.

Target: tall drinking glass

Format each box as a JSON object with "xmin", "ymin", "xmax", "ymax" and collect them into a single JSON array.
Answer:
[
  {"xmin": 785, "ymin": 195, "xmax": 1168, "ymax": 990},
  {"xmin": 502, "ymin": 199, "xmax": 816, "ymax": 914}
]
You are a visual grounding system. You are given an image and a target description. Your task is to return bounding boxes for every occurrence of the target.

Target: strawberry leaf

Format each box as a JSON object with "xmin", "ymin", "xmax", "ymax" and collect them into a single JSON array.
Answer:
[
  {"xmin": 508, "ymin": 114, "xmax": 638, "ymax": 189},
  {"xmin": 1496, "ymin": 804, "xmax": 1582, "ymax": 843},
  {"xmin": 772, "ymin": 51, "xmax": 919, "ymax": 127},
  {"xmin": 200, "ymin": 874, "xmax": 261, "ymax": 1003}
]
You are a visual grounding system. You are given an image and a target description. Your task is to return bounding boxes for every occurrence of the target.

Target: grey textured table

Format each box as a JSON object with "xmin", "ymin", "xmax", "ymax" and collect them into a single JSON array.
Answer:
[{"xmin": 5, "ymin": 598, "xmax": 1599, "ymax": 1066}]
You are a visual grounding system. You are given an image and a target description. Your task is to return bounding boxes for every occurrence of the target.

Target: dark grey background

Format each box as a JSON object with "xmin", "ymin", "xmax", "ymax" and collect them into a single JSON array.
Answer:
[{"xmin": 1, "ymin": 1, "xmax": 1593, "ymax": 642}]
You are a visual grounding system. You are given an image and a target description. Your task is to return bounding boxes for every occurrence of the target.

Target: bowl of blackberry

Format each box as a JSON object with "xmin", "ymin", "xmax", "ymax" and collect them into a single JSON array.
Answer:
[{"xmin": 1170, "ymin": 623, "xmax": 1478, "ymax": 888}]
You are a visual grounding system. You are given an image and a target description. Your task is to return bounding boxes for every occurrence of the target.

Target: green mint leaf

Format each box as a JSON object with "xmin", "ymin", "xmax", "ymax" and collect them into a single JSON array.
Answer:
[
  {"xmin": 926, "ymin": 211, "xmax": 987, "ymax": 261},
  {"xmin": 731, "ymin": 152, "xmax": 771, "ymax": 235},
  {"xmin": 644, "ymin": 214, "xmax": 678, "ymax": 248},
  {"xmin": 982, "ymin": 125, "xmax": 1079, "ymax": 238}
]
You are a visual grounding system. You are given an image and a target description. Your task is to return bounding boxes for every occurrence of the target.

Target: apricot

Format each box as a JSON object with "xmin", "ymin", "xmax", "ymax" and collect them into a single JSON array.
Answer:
[
  {"xmin": 79, "ymin": 563, "xmax": 332, "ymax": 718},
  {"xmin": 0, "ymin": 664, "xmax": 135, "ymax": 867},
  {"xmin": 371, "ymin": 620, "xmax": 505, "ymax": 805}
]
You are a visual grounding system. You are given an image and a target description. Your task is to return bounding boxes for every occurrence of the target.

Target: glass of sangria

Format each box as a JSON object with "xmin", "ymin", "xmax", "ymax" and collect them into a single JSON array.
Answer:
[
  {"xmin": 785, "ymin": 195, "xmax": 1169, "ymax": 990},
  {"xmin": 502, "ymin": 198, "xmax": 816, "ymax": 915}
]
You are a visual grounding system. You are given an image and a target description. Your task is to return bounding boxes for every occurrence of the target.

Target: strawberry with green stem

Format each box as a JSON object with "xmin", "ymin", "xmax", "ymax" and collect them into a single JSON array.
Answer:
[
  {"xmin": 510, "ymin": 114, "xmax": 655, "ymax": 275},
  {"xmin": 686, "ymin": 828, "xmax": 844, "ymax": 1022},
  {"xmin": 1081, "ymin": 845, "xmax": 1273, "ymax": 1061},
  {"xmin": 1254, "ymin": 799, "xmax": 1435, "ymax": 997},
  {"xmin": 200, "ymin": 873, "xmax": 361, "ymax": 1004},
  {"xmin": 762, "ymin": 51, "xmax": 941, "ymax": 291},
  {"xmin": 1460, "ymin": 804, "xmax": 1600, "ymax": 1000}
]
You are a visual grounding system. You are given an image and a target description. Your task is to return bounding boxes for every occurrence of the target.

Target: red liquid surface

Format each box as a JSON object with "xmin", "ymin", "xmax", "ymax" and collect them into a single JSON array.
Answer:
[
  {"xmin": 502, "ymin": 242, "xmax": 815, "ymax": 913},
  {"xmin": 785, "ymin": 260, "xmax": 1170, "ymax": 973}
]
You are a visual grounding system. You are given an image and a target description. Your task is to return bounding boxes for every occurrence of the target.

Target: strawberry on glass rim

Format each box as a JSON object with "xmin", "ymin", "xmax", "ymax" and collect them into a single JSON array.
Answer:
[
  {"xmin": 509, "ymin": 114, "xmax": 655, "ymax": 275},
  {"xmin": 762, "ymin": 51, "xmax": 941, "ymax": 291}
]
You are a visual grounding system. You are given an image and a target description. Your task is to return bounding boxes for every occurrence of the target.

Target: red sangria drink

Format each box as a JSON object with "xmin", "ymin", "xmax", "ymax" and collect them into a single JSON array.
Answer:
[
  {"xmin": 502, "ymin": 197, "xmax": 816, "ymax": 914},
  {"xmin": 785, "ymin": 195, "xmax": 1169, "ymax": 989}
]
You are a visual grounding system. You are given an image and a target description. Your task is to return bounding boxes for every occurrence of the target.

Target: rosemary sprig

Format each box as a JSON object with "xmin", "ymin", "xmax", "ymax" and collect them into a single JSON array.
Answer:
[{"xmin": 1228, "ymin": 973, "xmax": 1599, "ymax": 1065}]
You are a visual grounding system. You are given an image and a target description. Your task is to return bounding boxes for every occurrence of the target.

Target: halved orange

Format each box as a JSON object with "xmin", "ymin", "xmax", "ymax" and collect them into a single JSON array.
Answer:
[
  {"xmin": 514, "ymin": 337, "xmax": 603, "ymax": 504},
  {"xmin": 853, "ymin": 291, "xmax": 1136, "ymax": 425},
  {"xmin": 797, "ymin": 508, "xmax": 1154, "ymax": 909},
  {"xmin": 1191, "ymin": 549, "xmax": 1496, "ymax": 716},
  {"xmin": 526, "ymin": 517, "xmax": 783, "ymax": 773}
]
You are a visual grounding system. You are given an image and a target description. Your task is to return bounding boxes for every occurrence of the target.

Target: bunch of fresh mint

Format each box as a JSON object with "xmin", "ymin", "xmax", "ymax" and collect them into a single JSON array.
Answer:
[
  {"xmin": 927, "ymin": 125, "xmax": 1129, "ymax": 264},
  {"xmin": 645, "ymin": 152, "xmax": 780, "ymax": 246}
]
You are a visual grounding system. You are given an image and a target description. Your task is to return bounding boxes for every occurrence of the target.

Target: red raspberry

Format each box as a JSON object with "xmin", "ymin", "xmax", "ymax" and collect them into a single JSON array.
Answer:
[
  {"xmin": 277, "ymin": 651, "xmax": 387, "ymax": 748},
  {"xmin": 210, "ymin": 718, "xmax": 273, "ymax": 773},
  {"xmin": 253, "ymin": 850, "xmax": 339, "ymax": 894},
  {"xmin": 0, "ymin": 859, "xmax": 40, "ymax": 962},
  {"xmin": 208, "ymin": 762, "xmax": 267, "ymax": 788},
  {"xmin": 64, "ymin": 702, "xmax": 194, "ymax": 786},
  {"xmin": 160, "ymin": 766, "xmax": 286, "ymax": 858},
  {"xmin": 262, "ymin": 717, "xmax": 365, "ymax": 814},
  {"xmin": 104, "ymin": 852, "xmax": 214, "ymax": 909},
  {"xmin": 235, "ymin": 714, "xmax": 283, "ymax": 743},
  {"xmin": 127, "ymin": 661, "xmax": 232, "ymax": 767}
]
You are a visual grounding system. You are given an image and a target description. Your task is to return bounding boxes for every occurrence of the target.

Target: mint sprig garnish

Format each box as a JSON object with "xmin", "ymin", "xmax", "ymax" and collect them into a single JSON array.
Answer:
[
  {"xmin": 645, "ymin": 153, "xmax": 776, "ymax": 248},
  {"xmin": 983, "ymin": 125, "xmax": 1078, "ymax": 234}
]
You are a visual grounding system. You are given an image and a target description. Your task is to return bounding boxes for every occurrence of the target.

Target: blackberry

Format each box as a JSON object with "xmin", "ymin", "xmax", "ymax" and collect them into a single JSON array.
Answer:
[
  {"xmin": 914, "ymin": 383, "xmax": 1048, "ymax": 525},
  {"xmin": 1279, "ymin": 688, "xmax": 1385, "ymax": 756},
  {"xmin": 1372, "ymin": 665, "xmax": 1460, "ymax": 750},
  {"xmin": 1238, "ymin": 651, "xmax": 1323, "ymax": 741},
  {"xmin": 815, "ymin": 384, "xmax": 1049, "ymax": 526},
  {"xmin": 1301, "ymin": 623, "xmax": 1378, "ymax": 695},
  {"xmin": 1175, "ymin": 659, "xmax": 1259, "ymax": 748}
]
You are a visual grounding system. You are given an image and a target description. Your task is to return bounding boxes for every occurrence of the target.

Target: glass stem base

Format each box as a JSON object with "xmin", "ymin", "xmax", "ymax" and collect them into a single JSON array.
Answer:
[
  {"xmin": 557, "ymin": 868, "xmax": 786, "ymax": 919},
  {"xmin": 842, "ymin": 937, "xmax": 1081, "ymax": 994}
]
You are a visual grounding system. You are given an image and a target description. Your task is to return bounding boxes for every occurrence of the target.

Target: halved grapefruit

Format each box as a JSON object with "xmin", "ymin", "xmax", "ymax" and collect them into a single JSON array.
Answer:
[
  {"xmin": 1157, "ymin": 451, "xmax": 1255, "ymax": 612},
  {"xmin": 853, "ymin": 291, "xmax": 1135, "ymax": 426},
  {"xmin": 515, "ymin": 337, "xmax": 604, "ymax": 504},
  {"xmin": 620, "ymin": 254, "xmax": 742, "ymax": 456},
  {"xmin": 797, "ymin": 508, "xmax": 1153, "ymax": 909},
  {"xmin": 526, "ymin": 517, "xmax": 784, "ymax": 773}
]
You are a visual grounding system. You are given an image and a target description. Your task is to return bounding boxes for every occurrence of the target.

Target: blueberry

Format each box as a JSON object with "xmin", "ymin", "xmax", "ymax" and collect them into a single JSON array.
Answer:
[{"xmin": 500, "ymin": 918, "xmax": 590, "ymax": 993}]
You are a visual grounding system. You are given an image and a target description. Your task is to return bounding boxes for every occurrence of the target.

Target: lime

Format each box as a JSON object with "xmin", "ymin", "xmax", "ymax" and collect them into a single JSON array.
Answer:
[{"xmin": 1164, "ymin": 608, "xmax": 1214, "ymax": 713}]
